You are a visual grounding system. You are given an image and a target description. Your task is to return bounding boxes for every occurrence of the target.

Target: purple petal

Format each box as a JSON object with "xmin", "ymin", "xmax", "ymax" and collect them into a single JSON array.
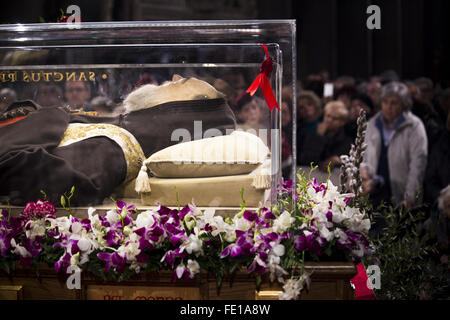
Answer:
[
  {"xmin": 170, "ymin": 234, "xmax": 183, "ymax": 246},
  {"xmin": 265, "ymin": 232, "xmax": 278, "ymax": 242},
  {"xmin": 179, "ymin": 205, "xmax": 191, "ymax": 219},
  {"xmin": 326, "ymin": 211, "xmax": 333, "ymax": 222},
  {"xmin": 264, "ymin": 211, "xmax": 276, "ymax": 220},
  {"xmin": 230, "ymin": 245, "xmax": 243, "ymax": 258},
  {"xmin": 243, "ymin": 210, "xmax": 258, "ymax": 222},
  {"xmin": 136, "ymin": 252, "xmax": 148, "ymax": 263},
  {"xmin": 258, "ymin": 251, "xmax": 268, "ymax": 261},
  {"xmin": 122, "ymin": 215, "xmax": 132, "ymax": 226},
  {"xmin": 220, "ymin": 246, "xmax": 231, "ymax": 258},
  {"xmin": 134, "ymin": 227, "xmax": 146, "ymax": 237}
]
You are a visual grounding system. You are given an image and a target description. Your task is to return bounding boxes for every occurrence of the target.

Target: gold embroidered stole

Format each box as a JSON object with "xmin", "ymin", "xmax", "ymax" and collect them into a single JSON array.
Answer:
[{"xmin": 58, "ymin": 123, "xmax": 145, "ymax": 183}]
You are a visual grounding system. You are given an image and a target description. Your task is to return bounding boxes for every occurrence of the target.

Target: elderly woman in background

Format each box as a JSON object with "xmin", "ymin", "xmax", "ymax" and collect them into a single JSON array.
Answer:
[{"xmin": 363, "ymin": 82, "xmax": 428, "ymax": 208}]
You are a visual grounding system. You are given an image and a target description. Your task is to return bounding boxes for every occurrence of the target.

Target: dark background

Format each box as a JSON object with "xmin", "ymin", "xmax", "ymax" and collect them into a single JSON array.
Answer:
[{"xmin": 0, "ymin": 0, "xmax": 449, "ymax": 86}]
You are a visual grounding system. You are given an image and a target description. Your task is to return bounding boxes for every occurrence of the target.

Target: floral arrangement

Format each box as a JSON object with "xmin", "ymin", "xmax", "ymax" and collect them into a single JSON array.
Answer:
[{"xmin": 0, "ymin": 168, "xmax": 372, "ymax": 300}]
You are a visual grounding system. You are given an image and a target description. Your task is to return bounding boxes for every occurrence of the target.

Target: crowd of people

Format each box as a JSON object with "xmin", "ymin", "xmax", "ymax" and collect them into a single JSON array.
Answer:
[{"xmin": 279, "ymin": 70, "xmax": 449, "ymax": 267}]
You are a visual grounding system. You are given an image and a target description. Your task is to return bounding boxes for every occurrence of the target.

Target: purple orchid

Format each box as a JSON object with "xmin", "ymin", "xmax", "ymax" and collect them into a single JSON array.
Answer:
[
  {"xmin": 116, "ymin": 200, "xmax": 137, "ymax": 216},
  {"xmin": 243, "ymin": 210, "xmax": 258, "ymax": 222},
  {"xmin": 294, "ymin": 231, "xmax": 323, "ymax": 256},
  {"xmin": 98, "ymin": 251, "xmax": 127, "ymax": 273},
  {"xmin": 262, "ymin": 208, "xmax": 276, "ymax": 220},
  {"xmin": 104, "ymin": 230, "xmax": 122, "ymax": 246},
  {"xmin": 54, "ymin": 252, "xmax": 71, "ymax": 273},
  {"xmin": 248, "ymin": 254, "xmax": 267, "ymax": 275},
  {"xmin": 220, "ymin": 243, "xmax": 243, "ymax": 258}
]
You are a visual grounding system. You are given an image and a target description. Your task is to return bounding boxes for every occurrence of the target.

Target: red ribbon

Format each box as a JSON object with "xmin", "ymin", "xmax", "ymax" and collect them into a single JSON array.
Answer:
[{"xmin": 246, "ymin": 44, "xmax": 280, "ymax": 111}]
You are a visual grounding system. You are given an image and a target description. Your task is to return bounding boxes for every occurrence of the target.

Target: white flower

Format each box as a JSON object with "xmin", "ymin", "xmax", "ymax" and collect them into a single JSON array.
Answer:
[
  {"xmin": 88, "ymin": 214, "xmax": 102, "ymax": 231},
  {"xmin": 279, "ymin": 273, "xmax": 311, "ymax": 300},
  {"xmin": 312, "ymin": 202, "xmax": 329, "ymax": 222},
  {"xmin": 94, "ymin": 230, "xmax": 107, "ymax": 248},
  {"xmin": 318, "ymin": 224, "xmax": 334, "ymax": 242},
  {"xmin": 200, "ymin": 208, "xmax": 216, "ymax": 222},
  {"xmin": 209, "ymin": 215, "xmax": 235, "ymax": 241},
  {"xmin": 117, "ymin": 240, "xmax": 141, "ymax": 263},
  {"xmin": 123, "ymin": 226, "xmax": 133, "ymax": 237},
  {"xmin": 25, "ymin": 219, "xmax": 46, "ymax": 240},
  {"xmin": 331, "ymin": 206, "xmax": 345, "ymax": 224},
  {"xmin": 48, "ymin": 216, "xmax": 71, "ymax": 235},
  {"xmin": 77, "ymin": 237, "xmax": 91, "ymax": 252},
  {"xmin": 233, "ymin": 216, "xmax": 252, "ymax": 232},
  {"xmin": 180, "ymin": 231, "xmax": 203, "ymax": 256},
  {"xmin": 279, "ymin": 278, "xmax": 302, "ymax": 300},
  {"xmin": 272, "ymin": 211, "xmax": 295, "ymax": 234},
  {"xmin": 10, "ymin": 239, "xmax": 31, "ymax": 258},
  {"xmin": 271, "ymin": 243, "xmax": 285, "ymax": 257},
  {"xmin": 175, "ymin": 262, "xmax": 187, "ymax": 279},
  {"xmin": 334, "ymin": 228, "xmax": 348, "ymax": 241},
  {"xmin": 135, "ymin": 210, "xmax": 156, "ymax": 229},
  {"xmin": 344, "ymin": 208, "xmax": 371, "ymax": 234},
  {"xmin": 71, "ymin": 221, "xmax": 82, "ymax": 235},
  {"xmin": 105, "ymin": 209, "xmax": 120, "ymax": 224},
  {"xmin": 188, "ymin": 203, "xmax": 204, "ymax": 217},
  {"xmin": 88, "ymin": 207, "xmax": 96, "ymax": 221},
  {"xmin": 187, "ymin": 259, "xmax": 200, "ymax": 278}
]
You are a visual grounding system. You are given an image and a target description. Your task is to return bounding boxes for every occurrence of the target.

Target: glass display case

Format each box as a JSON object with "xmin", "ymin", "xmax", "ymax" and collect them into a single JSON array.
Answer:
[{"xmin": 0, "ymin": 20, "xmax": 296, "ymax": 209}]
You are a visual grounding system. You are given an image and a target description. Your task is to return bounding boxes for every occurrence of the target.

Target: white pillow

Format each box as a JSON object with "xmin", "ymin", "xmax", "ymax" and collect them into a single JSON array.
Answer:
[{"xmin": 145, "ymin": 130, "xmax": 270, "ymax": 178}]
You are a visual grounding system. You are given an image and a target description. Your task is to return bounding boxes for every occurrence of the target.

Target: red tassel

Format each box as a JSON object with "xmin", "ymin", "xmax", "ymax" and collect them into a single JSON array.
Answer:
[{"xmin": 246, "ymin": 44, "xmax": 280, "ymax": 111}]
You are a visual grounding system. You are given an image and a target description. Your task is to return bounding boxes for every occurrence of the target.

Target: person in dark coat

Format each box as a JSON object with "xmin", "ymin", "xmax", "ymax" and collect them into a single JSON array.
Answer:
[
  {"xmin": 345, "ymin": 93, "xmax": 374, "ymax": 140},
  {"xmin": 425, "ymin": 111, "xmax": 450, "ymax": 206}
]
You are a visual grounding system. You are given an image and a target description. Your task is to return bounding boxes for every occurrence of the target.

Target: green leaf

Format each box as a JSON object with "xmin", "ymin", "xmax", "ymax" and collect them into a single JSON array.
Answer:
[
  {"xmin": 240, "ymin": 188, "xmax": 247, "ymax": 209},
  {"xmin": 255, "ymin": 274, "xmax": 262, "ymax": 291},
  {"xmin": 0, "ymin": 261, "xmax": 10, "ymax": 274},
  {"xmin": 60, "ymin": 195, "xmax": 66, "ymax": 208}
]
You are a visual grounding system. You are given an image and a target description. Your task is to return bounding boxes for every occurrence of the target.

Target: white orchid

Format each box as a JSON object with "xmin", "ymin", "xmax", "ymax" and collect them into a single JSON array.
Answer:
[
  {"xmin": 179, "ymin": 229, "xmax": 203, "ymax": 256},
  {"xmin": 272, "ymin": 211, "xmax": 295, "ymax": 234},
  {"xmin": 105, "ymin": 209, "xmax": 120, "ymax": 224},
  {"xmin": 135, "ymin": 210, "xmax": 156, "ymax": 229},
  {"xmin": 187, "ymin": 259, "xmax": 200, "ymax": 278}
]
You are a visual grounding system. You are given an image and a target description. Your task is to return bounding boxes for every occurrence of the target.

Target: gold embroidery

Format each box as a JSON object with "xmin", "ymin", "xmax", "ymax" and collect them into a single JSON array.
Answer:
[{"xmin": 58, "ymin": 123, "xmax": 145, "ymax": 183}]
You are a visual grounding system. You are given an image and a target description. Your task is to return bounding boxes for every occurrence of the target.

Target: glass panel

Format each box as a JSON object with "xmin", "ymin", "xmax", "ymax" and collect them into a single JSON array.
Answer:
[{"xmin": 0, "ymin": 21, "xmax": 295, "ymax": 208}]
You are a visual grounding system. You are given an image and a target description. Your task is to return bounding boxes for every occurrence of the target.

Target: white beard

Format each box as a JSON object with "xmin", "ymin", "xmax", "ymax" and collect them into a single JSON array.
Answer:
[{"xmin": 123, "ymin": 76, "xmax": 224, "ymax": 113}]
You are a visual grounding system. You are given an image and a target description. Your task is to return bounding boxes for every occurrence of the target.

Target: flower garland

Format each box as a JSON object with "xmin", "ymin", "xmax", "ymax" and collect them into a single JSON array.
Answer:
[{"xmin": 0, "ymin": 170, "xmax": 372, "ymax": 300}]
